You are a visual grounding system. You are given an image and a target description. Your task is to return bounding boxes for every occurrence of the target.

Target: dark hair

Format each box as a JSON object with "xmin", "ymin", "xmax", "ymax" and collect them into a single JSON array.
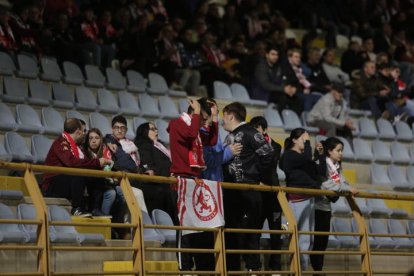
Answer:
[
  {"xmin": 84, "ymin": 128, "xmax": 104, "ymax": 158},
  {"xmin": 112, "ymin": 115, "xmax": 127, "ymax": 127},
  {"xmin": 249, "ymin": 116, "xmax": 268, "ymax": 130},
  {"xmin": 64, "ymin": 118, "xmax": 82, "ymax": 134},
  {"xmin": 322, "ymin": 137, "xmax": 344, "ymax": 157},
  {"xmin": 265, "ymin": 43, "xmax": 279, "ymax": 54},
  {"xmin": 222, "ymin": 102, "xmax": 246, "ymax": 122},
  {"xmin": 134, "ymin": 122, "xmax": 152, "ymax": 145},
  {"xmin": 187, "ymin": 97, "xmax": 212, "ymax": 116},
  {"xmin": 284, "ymin": 128, "xmax": 306, "ymax": 149},
  {"xmin": 322, "ymin": 48, "xmax": 334, "ymax": 60}
]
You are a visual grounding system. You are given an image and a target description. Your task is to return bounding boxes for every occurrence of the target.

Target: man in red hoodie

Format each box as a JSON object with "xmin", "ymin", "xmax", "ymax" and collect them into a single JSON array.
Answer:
[{"xmin": 168, "ymin": 97, "xmax": 218, "ymax": 273}]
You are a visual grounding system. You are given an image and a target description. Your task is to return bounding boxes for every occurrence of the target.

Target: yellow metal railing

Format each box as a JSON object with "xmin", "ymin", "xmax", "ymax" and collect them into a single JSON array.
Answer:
[{"xmin": 0, "ymin": 161, "xmax": 414, "ymax": 276}]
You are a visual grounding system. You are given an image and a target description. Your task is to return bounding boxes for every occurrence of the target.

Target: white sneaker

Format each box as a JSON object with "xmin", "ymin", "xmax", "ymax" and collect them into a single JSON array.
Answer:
[{"xmin": 248, "ymin": 269, "xmax": 258, "ymax": 276}]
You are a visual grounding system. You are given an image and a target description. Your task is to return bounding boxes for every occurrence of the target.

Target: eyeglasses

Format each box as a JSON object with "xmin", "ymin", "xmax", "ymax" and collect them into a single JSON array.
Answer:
[
  {"xmin": 113, "ymin": 126, "xmax": 127, "ymax": 132},
  {"xmin": 149, "ymin": 127, "xmax": 158, "ymax": 131}
]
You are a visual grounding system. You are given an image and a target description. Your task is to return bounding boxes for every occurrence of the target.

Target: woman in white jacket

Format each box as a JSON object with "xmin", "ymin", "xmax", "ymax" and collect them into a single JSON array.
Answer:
[{"xmin": 310, "ymin": 137, "xmax": 358, "ymax": 275}]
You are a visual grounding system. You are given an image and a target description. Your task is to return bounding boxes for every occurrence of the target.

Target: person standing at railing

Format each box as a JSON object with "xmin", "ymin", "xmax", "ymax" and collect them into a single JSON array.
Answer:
[
  {"xmin": 310, "ymin": 137, "xmax": 358, "ymax": 275},
  {"xmin": 42, "ymin": 118, "xmax": 113, "ymax": 217},
  {"xmin": 222, "ymin": 102, "xmax": 275, "ymax": 274},
  {"xmin": 279, "ymin": 128, "xmax": 326, "ymax": 272},
  {"xmin": 167, "ymin": 97, "xmax": 218, "ymax": 273}
]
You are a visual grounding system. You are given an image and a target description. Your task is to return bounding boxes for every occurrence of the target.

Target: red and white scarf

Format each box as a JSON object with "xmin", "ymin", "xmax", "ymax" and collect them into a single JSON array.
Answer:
[
  {"xmin": 154, "ymin": 140, "xmax": 171, "ymax": 161},
  {"xmin": 119, "ymin": 138, "xmax": 140, "ymax": 167},
  {"xmin": 180, "ymin": 112, "xmax": 206, "ymax": 169},
  {"xmin": 326, "ymin": 157, "xmax": 341, "ymax": 183},
  {"xmin": 62, "ymin": 132, "xmax": 84, "ymax": 159}
]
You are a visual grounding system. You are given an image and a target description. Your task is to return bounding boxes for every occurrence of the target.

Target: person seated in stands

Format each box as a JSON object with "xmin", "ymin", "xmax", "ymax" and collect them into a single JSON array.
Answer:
[
  {"xmin": 42, "ymin": 118, "xmax": 112, "ymax": 217},
  {"xmin": 341, "ymin": 41, "xmax": 365, "ymax": 75},
  {"xmin": 302, "ymin": 47, "xmax": 332, "ymax": 95},
  {"xmin": 9, "ymin": 4, "xmax": 39, "ymax": 54},
  {"xmin": 307, "ymin": 83, "xmax": 355, "ymax": 139},
  {"xmin": 0, "ymin": 5, "xmax": 18, "ymax": 55},
  {"xmin": 321, "ymin": 48, "xmax": 351, "ymax": 85},
  {"xmin": 134, "ymin": 122, "xmax": 177, "ymax": 224}
]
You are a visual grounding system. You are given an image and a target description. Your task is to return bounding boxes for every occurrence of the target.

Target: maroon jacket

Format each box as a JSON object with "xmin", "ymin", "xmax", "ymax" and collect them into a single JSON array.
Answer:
[{"xmin": 42, "ymin": 135, "xmax": 101, "ymax": 190}]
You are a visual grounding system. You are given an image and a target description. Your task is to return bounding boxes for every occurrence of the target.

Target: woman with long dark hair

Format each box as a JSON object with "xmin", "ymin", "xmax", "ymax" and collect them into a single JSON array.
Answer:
[{"xmin": 280, "ymin": 128, "xmax": 326, "ymax": 271}]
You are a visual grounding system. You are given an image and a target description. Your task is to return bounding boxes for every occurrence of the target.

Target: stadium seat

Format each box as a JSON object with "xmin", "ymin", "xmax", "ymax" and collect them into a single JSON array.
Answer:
[
  {"xmin": 139, "ymin": 94, "xmax": 160, "ymax": 118},
  {"xmin": 75, "ymin": 86, "xmax": 98, "ymax": 111},
  {"xmin": 2, "ymin": 76, "xmax": 28, "ymax": 103},
  {"xmin": 125, "ymin": 117, "xmax": 135, "ymax": 140},
  {"xmin": 31, "ymin": 134, "xmax": 53, "ymax": 163},
  {"xmin": 66, "ymin": 110, "xmax": 88, "ymax": 128},
  {"xmin": 315, "ymin": 135, "xmax": 327, "ymax": 142},
  {"xmin": 387, "ymin": 219, "xmax": 414, "ymax": 249},
  {"xmin": 28, "ymin": 79, "xmax": 52, "ymax": 106},
  {"xmin": 97, "ymin": 89, "xmax": 120, "ymax": 114},
  {"xmin": 337, "ymin": 137, "xmax": 354, "ymax": 161},
  {"xmin": 368, "ymin": 218, "xmax": 396, "ymax": 249},
  {"xmin": 154, "ymin": 119, "xmax": 170, "ymax": 144},
  {"xmin": 106, "ymin": 67, "xmax": 126, "ymax": 90},
  {"xmin": 40, "ymin": 56, "xmax": 62, "ymax": 82},
  {"xmin": 0, "ymin": 137, "xmax": 12, "ymax": 161},
  {"xmin": 277, "ymin": 165, "xmax": 286, "ymax": 182},
  {"xmin": 126, "ymin": 70, "xmax": 147, "ymax": 93},
  {"xmin": 0, "ymin": 102, "xmax": 19, "ymax": 131},
  {"xmin": 355, "ymin": 198, "xmax": 369, "ymax": 217},
  {"xmin": 41, "ymin": 107, "xmax": 64, "ymax": 135},
  {"xmin": 230, "ymin": 83, "xmax": 267, "ymax": 107},
  {"xmin": 264, "ymin": 107, "xmax": 284, "ymax": 128},
  {"xmin": 17, "ymin": 203, "xmax": 41, "ymax": 242},
  {"xmin": 133, "ymin": 117, "xmax": 148, "ymax": 131},
  {"xmin": 390, "ymin": 141, "xmax": 410, "ymax": 164},
  {"xmin": 0, "ymin": 202, "xmax": 30, "ymax": 243},
  {"xmin": 371, "ymin": 140, "xmax": 392, "ymax": 163},
  {"xmin": 353, "ymin": 138, "xmax": 373, "ymax": 162},
  {"xmin": 51, "ymin": 83, "xmax": 75, "ymax": 108},
  {"xmin": 331, "ymin": 217, "xmax": 359, "ymax": 248},
  {"xmin": 17, "ymin": 53, "xmax": 38, "ymax": 79},
  {"xmin": 159, "ymin": 95, "xmax": 179, "ymax": 119},
  {"xmin": 405, "ymin": 166, "xmax": 414, "ymax": 191},
  {"xmin": 388, "ymin": 165, "xmax": 410, "ymax": 191},
  {"xmin": 89, "ymin": 112, "xmax": 112, "ymax": 136},
  {"xmin": 358, "ymin": 117, "xmax": 378, "ymax": 139},
  {"xmin": 151, "ymin": 209, "xmax": 176, "ymax": 243},
  {"xmin": 63, "ymin": 61, "xmax": 85, "ymax": 85},
  {"xmin": 4, "ymin": 132, "xmax": 34, "ymax": 162},
  {"xmin": 85, "ymin": 65, "xmax": 106, "ymax": 87},
  {"xmin": 141, "ymin": 210, "xmax": 165, "ymax": 244},
  {"xmin": 148, "ymin": 72, "xmax": 186, "ymax": 97},
  {"xmin": 395, "ymin": 121, "xmax": 412, "ymax": 142},
  {"xmin": 336, "ymin": 34, "xmax": 349, "ymax": 49},
  {"xmin": 370, "ymin": 163, "xmax": 392, "ymax": 187},
  {"xmin": 376, "ymin": 118, "xmax": 395, "ymax": 140},
  {"xmin": 366, "ymin": 198, "xmax": 392, "ymax": 218},
  {"xmin": 118, "ymin": 91, "xmax": 141, "ymax": 116},
  {"xmin": 213, "ymin": 81, "xmax": 232, "ymax": 99},
  {"xmin": 301, "ymin": 111, "xmax": 320, "ymax": 133},
  {"xmin": 331, "ymin": 197, "xmax": 352, "ymax": 216},
  {"xmin": 0, "ymin": 51, "xmax": 16, "ymax": 75},
  {"xmin": 281, "ymin": 109, "xmax": 302, "ymax": 131},
  {"xmin": 16, "ymin": 104, "xmax": 45, "ymax": 134},
  {"xmin": 178, "ymin": 98, "xmax": 189, "ymax": 114},
  {"xmin": 0, "ymin": 190, "xmax": 23, "ymax": 200}
]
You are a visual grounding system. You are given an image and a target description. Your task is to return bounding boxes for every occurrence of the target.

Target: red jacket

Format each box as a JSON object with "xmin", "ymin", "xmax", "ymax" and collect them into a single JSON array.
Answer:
[
  {"xmin": 42, "ymin": 136, "xmax": 101, "ymax": 190},
  {"xmin": 168, "ymin": 114, "xmax": 218, "ymax": 177}
]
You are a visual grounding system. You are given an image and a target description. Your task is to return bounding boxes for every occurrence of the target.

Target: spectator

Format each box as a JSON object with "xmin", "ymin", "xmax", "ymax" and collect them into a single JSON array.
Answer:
[
  {"xmin": 341, "ymin": 41, "xmax": 365, "ymax": 75},
  {"xmin": 167, "ymin": 97, "xmax": 218, "ymax": 272},
  {"xmin": 280, "ymin": 128, "xmax": 326, "ymax": 271},
  {"xmin": 222, "ymin": 102, "xmax": 275, "ymax": 273},
  {"xmin": 302, "ymin": 47, "xmax": 332, "ymax": 94},
  {"xmin": 9, "ymin": 4, "xmax": 39, "ymax": 54},
  {"xmin": 222, "ymin": 3, "xmax": 243, "ymax": 39},
  {"xmin": 359, "ymin": 37, "xmax": 376, "ymax": 62},
  {"xmin": 307, "ymin": 83, "xmax": 355, "ymax": 139},
  {"xmin": 249, "ymin": 116, "xmax": 283, "ymax": 273},
  {"xmin": 374, "ymin": 22, "xmax": 395, "ymax": 55},
  {"xmin": 42, "ymin": 118, "xmax": 112, "ymax": 217},
  {"xmin": 321, "ymin": 48, "xmax": 351, "ymax": 85},
  {"xmin": 134, "ymin": 122, "xmax": 177, "ymax": 223},
  {"xmin": 0, "ymin": 5, "xmax": 18, "ymax": 54},
  {"xmin": 310, "ymin": 137, "xmax": 358, "ymax": 274}
]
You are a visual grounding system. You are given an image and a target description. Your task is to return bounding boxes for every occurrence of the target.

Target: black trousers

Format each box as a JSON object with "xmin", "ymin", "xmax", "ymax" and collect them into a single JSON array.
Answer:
[
  {"xmin": 179, "ymin": 231, "xmax": 215, "ymax": 271},
  {"xmin": 45, "ymin": 174, "xmax": 86, "ymax": 209},
  {"xmin": 224, "ymin": 189, "xmax": 262, "ymax": 271},
  {"xmin": 261, "ymin": 191, "xmax": 283, "ymax": 270},
  {"xmin": 310, "ymin": 209, "xmax": 331, "ymax": 271}
]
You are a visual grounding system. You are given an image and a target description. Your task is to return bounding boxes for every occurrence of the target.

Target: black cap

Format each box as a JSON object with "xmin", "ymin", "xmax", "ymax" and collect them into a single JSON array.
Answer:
[{"xmin": 331, "ymin": 82, "xmax": 345, "ymax": 94}]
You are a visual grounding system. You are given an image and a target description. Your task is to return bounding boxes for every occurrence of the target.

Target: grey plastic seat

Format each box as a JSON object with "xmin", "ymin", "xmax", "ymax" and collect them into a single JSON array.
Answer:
[
  {"xmin": 371, "ymin": 163, "xmax": 391, "ymax": 187},
  {"xmin": 2, "ymin": 76, "xmax": 28, "ymax": 103},
  {"xmin": 89, "ymin": 112, "xmax": 112, "ymax": 136},
  {"xmin": 353, "ymin": 138, "xmax": 373, "ymax": 162},
  {"xmin": 0, "ymin": 51, "xmax": 16, "ymax": 75},
  {"xmin": 277, "ymin": 165, "xmax": 286, "ymax": 182},
  {"xmin": 0, "ymin": 190, "xmax": 23, "ymax": 200},
  {"xmin": 407, "ymin": 166, "xmax": 414, "ymax": 190},
  {"xmin": 372, "ymin": 140, "xmax": 392, "ymax": 163},
  {"xmin": 369, "ymin": 218, "xmax": 396, "ymax": 249},
  {"xmin": 63, "ymin": 61, "xmax": 84, "ymax": 85},
  {"xmin": 395, "ymin": 121, "xmax": 412, "ymax": 142},
  {"xmin": 0, "ymin": 137, "xmax": 12, "ymax": 161},
  {"xmin": 355, "ymin": 198, "xmax": 369, "ymax": 217},
  {"xmin": 159, "ymin": 95, "xmax": 179, "ymax": 119},
  {"xmin": 390, "ymin": 141, "xmax": 410, "ymax": 164},
  {"xmin": 85, "ymin": 65, "xmax": 106, "ymax": 87},
  {"xmin": 97, "ymin": 89, "xmax": 120, "ymax": 114},
  {"xmin": 331, "ymin": 197, "xmax": 352, "ymax": 216},
  {"xmin": 151, "ymin": 209, "xmax": 176, "ymax": 243},
  {"xmin": 31, "ymin": 134, "xmax": 53, "ymax": 163},
  {"xmin": 118, "ymin": 91, "xmax": 140, "ymax": 116},
  {"xmin": 376, "ymin": 118, "xmax": 396, "ymax": 140},
  {"xmin": 154, "ymin": 119, "xmax": 170, "ymax": 144},
  {"xmin": 49, "ymin": 205, "xmax": 104, "ymax": 244},
  {"xmin": 367, "ymin": 198, "xmax": 392, "ymax": 218},
  {"xmin": 126, "ymin": 70, "xmax": 147, "ymax": 93},
  {"xmin": 16, "ymin": 104, "xmax": 45, "ymax": 134},
  {"xmin": 106, "ymin": 67, "xmax": 126, "ymax": 90},
  {"xmin": 148, "ymin": 72, "xmax": 186, "ymax": 97},
  {"xmin": 315, "ymin": 135, "xmax": 327, "ymax": 143},
  {"xmin": 301, "ymin": 111, "xmax": 320, "ymax": 133},
  {"xmin": 178, "ymin": 98, "xmax": 188, "ymax": 114},
  {"xmin": 142, "ymin": 210, "xmax": 165, "ymax": 244},
  {"xmin": 51, "ymin": 83, "xmax": 75, "ymax": 108},
  {"xmin": 388, "ymin": 165, "xmax": 410, "ymax": 191},
  {"xmin": 337, "ymin": 137, "xmax": 354, "ymax": 161},
  {"xmin": 133, "ymin": 117, "xmax": 148, "ymax": 131},
  {"xmin": 4, "ymin": 132, "xmax": 34, "ymax": 162},
  {"xmin": 28, "ymin": 79, "xmax": 52, "ymax": 106},
  {"xmin": 264, "ymin": 107, "xmax": 284, "ymax": 128},
  {"xmin": 75, "ymin": 86, "xmax": 98, "ymax": 111},
  {"xmin": 66, "ymin": 110, "xmax": 88, "ymax": 128},
  {"xmin": 331, "ymin": 217, "xmax": 359, "ymax": 248},
  {"xmin": 213, "ymin": 81, "xmax": 232, "ymax": 99},
  {"xmin": 281, "ymin": 109, "xmax": 302, "ymax": 131},
  {"xmin": 17, "ymin": 203, "xmax": 41, "ymax": 242},
  {"xmin": 41, "ymin": 107, "xmax": 64, "ymax": 135},
  {"xmin": 139, "ymin": 94, "xmax": 160, "ymax": 118},
  {"xmin": 358, "ymin": 117, "xmax": 378, "ymax": 139},
  {"xmin": 388, "ymin": 219, "xmax": 414, "ymax": 249},
  {"xmin": 16, "ymin": 53, "xmax": 39, "ymax": 79},
  {"xmin": 0, "ymin": 102, "xmax": 19, "ymax": 131},
  {"xmin": 231, "ymin": 83, "xmax": 267, "ymax": 107},
  {"xmin": 0, "ymin": 203, "xmax": 30, "ymax": 243},
  {"xmin": 410, "ymin": 144, "xmax": 414, "ymax": 165},
  {"xmin": 40, "ymin": 56, "xmax": 62, "ymax": 82}
]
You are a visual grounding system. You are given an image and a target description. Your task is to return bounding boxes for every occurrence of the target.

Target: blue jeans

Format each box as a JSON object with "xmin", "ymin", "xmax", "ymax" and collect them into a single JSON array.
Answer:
[{"xmin": 101, "ymin": 186, "xmax": 125, "ymax": 215}]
